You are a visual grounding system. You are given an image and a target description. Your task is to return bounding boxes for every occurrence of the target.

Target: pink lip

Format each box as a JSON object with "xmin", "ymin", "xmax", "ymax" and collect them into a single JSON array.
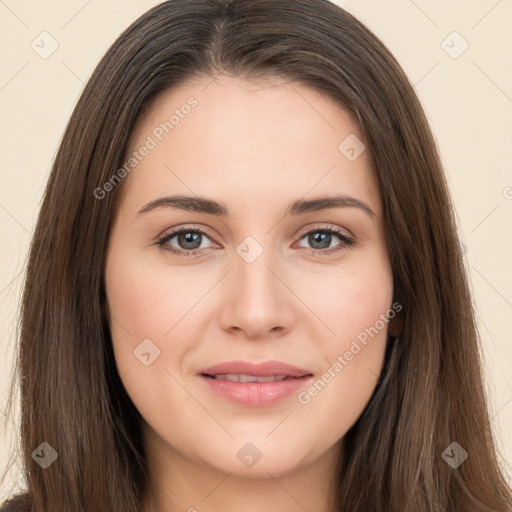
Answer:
[
  {"xmin": 198, "ymin": 360, "xmax": 312, "ymax": 378},
  {"xmin": 197, "ymin": 360, "xmax": 314, "ymax": 407}
]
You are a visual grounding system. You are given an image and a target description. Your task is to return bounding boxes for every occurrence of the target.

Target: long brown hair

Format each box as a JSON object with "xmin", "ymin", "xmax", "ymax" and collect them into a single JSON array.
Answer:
[{"xmin": 2, "ymin": 0, "xmax": 511, "ymax": 510}]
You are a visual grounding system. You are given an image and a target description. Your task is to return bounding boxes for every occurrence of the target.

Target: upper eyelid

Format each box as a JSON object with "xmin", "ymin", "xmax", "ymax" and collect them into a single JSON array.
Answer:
[{"xmin": 296, "ymin": 223, "xmax": 353, "ymax": 239}]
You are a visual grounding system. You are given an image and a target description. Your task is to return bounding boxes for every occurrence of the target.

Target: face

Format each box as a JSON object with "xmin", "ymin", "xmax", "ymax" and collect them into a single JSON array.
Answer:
[{"xmin": 104, "ymin": 74, "xmax": 395, "ymax": 479}]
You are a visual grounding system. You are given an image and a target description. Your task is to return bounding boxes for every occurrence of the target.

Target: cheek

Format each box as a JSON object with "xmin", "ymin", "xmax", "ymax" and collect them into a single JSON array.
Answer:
[
  {"xmin": 105, "ymin": 245, "xmax": 204, "ymax": 352},
  {"xmin": 105, "ymin": 257, "xmax": 165, "ymax": 358},
  {"xmin": 293, "ymin": 262, "xmax": 393, "ymax": 431},
  {"xmin": 305, "ymin": 258, "xmax": 394, "ymax": 345},
  {"xmin": 104, "ymin": 245, "xmax": 217, "ymax": 412},
  {"xmin": 104, "ymin": 248, "xmax": 193, "ymax": 426}
]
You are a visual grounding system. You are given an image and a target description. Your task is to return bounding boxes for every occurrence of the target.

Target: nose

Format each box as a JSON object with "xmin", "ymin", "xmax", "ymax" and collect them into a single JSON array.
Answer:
[{"xmin": 218, "ymin": 246, "xmax": 297, "ymax": 340}]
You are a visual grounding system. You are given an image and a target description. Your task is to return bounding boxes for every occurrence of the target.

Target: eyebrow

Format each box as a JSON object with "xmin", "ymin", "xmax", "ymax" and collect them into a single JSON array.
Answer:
[{"xmin": 137, "ymin": 194, "xmax": 376, "ymax": 219}]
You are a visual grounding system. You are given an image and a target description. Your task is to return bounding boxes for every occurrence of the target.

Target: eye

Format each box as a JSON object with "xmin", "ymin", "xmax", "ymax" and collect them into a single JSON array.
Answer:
[
  {"xmin": 156, "ymin": 226, "xmax": 217, "ymax": 257},
  {"xmin": 156, "ymin": 224, "xmax": 356, "ymax": 257},
  {"xmin": 295, "ymin": 225, "xmax": 355, "ymax": 255}
]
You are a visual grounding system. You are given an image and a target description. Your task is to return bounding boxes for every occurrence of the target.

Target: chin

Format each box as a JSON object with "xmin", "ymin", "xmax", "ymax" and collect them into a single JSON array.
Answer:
[
  {"xmin": 213, "ymin": 455, "xmax": 303, "ymax": 479},
  {"xmin": 199, "ymin": 436, "xmax": 314, "ymax": 479}
]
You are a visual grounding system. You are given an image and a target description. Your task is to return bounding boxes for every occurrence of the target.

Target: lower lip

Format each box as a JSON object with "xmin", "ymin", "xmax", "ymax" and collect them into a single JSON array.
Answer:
[{"xmin": 199, "ymin": 375, "xmax": 313, "ymax": 407}]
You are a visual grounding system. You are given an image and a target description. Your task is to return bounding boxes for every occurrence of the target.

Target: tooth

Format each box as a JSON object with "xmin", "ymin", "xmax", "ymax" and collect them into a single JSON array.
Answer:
[
  {"xmin": 210, "ymin": 374, "xmax": 292, "ymax": 382},
  {"xmin": 239, "ymin": 374, "xmax": 259, "ymax": 383},
  {"xmin": 256, "ymin": 375, "xmax": 277, "ymax": 382}
]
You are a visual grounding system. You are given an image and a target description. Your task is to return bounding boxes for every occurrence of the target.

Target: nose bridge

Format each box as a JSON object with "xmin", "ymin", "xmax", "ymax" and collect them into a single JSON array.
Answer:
[
  {"xmin": 234, "ymin": 234, "xmax": 283, "ymax": 306},
  {"xmin": 219, "ymin": 232, "xmax": 295, "ymax": 337}
]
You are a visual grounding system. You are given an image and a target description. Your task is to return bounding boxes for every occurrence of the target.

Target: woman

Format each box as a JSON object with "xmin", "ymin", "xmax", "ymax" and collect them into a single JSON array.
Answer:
[{"xmin": 2, "ymin": 0, "xmax": 511, "ymax": 510}]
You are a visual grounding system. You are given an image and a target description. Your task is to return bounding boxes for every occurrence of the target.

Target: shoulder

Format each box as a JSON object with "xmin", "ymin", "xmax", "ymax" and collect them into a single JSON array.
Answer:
[{"xmin": 0, "ymin": 493, "xmax": 31, "ymax": 512}]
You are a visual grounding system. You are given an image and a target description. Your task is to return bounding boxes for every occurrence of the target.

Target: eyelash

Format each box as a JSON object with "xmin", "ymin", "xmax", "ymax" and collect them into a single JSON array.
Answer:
[{"xmin": 155, "ymin": 224, "xmax": 356, "ymax": 257}]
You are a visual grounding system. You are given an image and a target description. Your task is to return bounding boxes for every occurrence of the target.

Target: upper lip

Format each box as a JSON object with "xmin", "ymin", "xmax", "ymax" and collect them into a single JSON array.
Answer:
[{"xmin": 198, "ymin": 360, "xmax": 313, "ymax": 378}]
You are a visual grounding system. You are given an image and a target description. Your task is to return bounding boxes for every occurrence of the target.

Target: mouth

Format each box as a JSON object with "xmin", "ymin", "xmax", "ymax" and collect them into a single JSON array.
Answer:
[
  {"xmin": 197, "ymin": 360, "xmax": 314, "ymax": 407},
  {"xmin": 197, "ymin": 359, "xmax": 312, "ymax": 379},
  {"xmin": 202, "ymin": 373, "xmax": 309, "ymax": 383}
]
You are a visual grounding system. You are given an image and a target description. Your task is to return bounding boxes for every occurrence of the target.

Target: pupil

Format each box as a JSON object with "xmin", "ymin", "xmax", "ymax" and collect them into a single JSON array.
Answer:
[
  {"xmin": 309, "ymin": 231, "xmax": 331, "ymax": 249},
  {"xmin": 179, "ymin": 232, "xmax": 201, "ymax": 250}
]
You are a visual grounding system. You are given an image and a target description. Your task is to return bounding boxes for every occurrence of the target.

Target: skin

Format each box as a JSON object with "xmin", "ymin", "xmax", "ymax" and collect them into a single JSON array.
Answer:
[{"xmin": 104, "ymin": 74, "xmax": 397, "ymax": 512}]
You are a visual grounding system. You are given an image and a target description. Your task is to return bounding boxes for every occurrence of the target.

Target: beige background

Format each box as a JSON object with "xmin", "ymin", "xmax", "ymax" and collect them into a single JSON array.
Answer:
[{"xmin": 1, "ymin": 0, "xmax": 511, "ymax": 500}]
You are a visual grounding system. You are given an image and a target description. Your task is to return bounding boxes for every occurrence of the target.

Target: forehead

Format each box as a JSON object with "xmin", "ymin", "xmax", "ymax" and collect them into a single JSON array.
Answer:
[
  {"xmin": 119, "ymin": 74, "xmax": 382, "ymax": 218},
  {"xmin": 133, "ymin": 73, "xmax": 361, "ymax": 147}
]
